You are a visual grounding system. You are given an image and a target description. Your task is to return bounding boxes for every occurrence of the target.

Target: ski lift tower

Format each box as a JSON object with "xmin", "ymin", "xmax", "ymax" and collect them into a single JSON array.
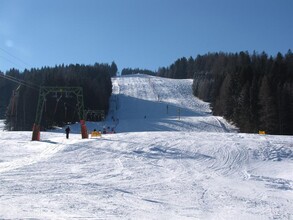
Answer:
[{"xmin": 32, "ymin": 86, "xmax": 88, "ymax": 141}]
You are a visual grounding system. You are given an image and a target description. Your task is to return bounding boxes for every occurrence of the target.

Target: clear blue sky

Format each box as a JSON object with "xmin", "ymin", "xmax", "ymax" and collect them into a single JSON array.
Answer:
[{"xmin": 0, "ymin": 0, "xmax": 292, "ymax": 73}]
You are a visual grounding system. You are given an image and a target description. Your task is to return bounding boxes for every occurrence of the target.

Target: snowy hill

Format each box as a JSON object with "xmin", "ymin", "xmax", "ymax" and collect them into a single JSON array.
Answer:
[
  {"xmin": 0, "ymin": 74, "xmax": 292, "ymax": 219},
  {"xmin": 103, "ymin": 74, "xmax": 234, "ymax": 133}
]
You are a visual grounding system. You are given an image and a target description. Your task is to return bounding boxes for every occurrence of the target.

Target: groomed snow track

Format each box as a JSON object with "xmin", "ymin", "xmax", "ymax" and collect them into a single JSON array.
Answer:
[
  {"xmin": 110, "ymin": 74, "xmax": 235, "ymax": 133},
  {"xmin": 0, "ymin": 131, "xmax": 292, "ymax": 219}
]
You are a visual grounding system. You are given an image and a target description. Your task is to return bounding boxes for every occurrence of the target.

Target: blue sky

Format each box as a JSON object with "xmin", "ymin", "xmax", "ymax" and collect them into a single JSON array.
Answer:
[{"xmin": 0, "ymin": 0, "xmax": 292, "ymax": 73}]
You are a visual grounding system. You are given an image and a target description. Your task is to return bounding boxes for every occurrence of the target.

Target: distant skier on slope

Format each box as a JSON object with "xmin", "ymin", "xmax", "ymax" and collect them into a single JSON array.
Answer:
[{"xmin": 65, "ymin": 126, "xmax": 70, "ymax": 139}]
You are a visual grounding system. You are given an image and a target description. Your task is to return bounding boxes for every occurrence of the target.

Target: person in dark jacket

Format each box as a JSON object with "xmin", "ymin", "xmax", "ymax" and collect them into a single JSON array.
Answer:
[{"xmin": 65, "ymin": 126, "xmax": 70, "ymax": 139}]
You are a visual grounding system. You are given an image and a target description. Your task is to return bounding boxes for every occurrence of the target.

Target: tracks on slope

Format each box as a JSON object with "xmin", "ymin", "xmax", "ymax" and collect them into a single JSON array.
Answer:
[{"xmin": 0, "ymin": 139, "xmax": 66, "ymax": 173}]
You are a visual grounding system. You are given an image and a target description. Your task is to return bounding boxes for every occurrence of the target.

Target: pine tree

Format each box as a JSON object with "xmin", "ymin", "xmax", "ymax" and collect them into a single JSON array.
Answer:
[
  {"xmin": 258, "ymin": 76, "xmax": 278, "ymax": 133},
  {"xmin": 110, "ymin": 62, "xmax": 118, "ymax": 77}
]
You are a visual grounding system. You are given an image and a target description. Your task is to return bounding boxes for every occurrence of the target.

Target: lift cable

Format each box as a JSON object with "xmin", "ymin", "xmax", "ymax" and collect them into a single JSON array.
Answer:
[
  {"xmin": 0, "ymin": 73, "xmax": 39, "ymax": 90},
  {"xmin": 0, "ymin": 47, "xmax": 31, "ymax": 69},
  {"xmin": 0, "ymin": 54, "xmax": 26, "ymax": 70}
]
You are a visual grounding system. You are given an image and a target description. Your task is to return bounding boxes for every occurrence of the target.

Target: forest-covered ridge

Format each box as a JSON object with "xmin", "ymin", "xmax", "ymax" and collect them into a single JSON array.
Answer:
[
  {"xmin": 121, "ymin": 68, "xmax": 156, "ymax": 76},
  {"xmin": 0, "ymin": 62, "xmax": 116, "ymax": 131},
  {"xmin": 1, "ymin": 50, "xmax": 292, "ymax": 135},
  {"xmin": 157, "ymin": 50, "xmax": 293, "ymax": 135}
]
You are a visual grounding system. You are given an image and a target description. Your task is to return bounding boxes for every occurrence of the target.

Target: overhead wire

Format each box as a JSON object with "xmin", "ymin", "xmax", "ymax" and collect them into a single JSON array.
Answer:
[
  {"xmin": 0, "ymin": 54, "xmax": 25, "ymax": 70},
  {"xmin": 5, "ymin": 73, "xmax": 39, "ymax": 88},
  {"xmin": 0, "ymin": 47, "xmax": 31, "ymax": 69},
  {"xmin": 0, "ymin": 47, "xmax": 40, "ymax": 90},
  {"xmin": 0, "ymin": 73, "xmax": 39, "ymax": 90}
]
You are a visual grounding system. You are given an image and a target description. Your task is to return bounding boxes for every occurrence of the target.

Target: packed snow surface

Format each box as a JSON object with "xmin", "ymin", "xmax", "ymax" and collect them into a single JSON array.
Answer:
[
  {"xmin": 0, "ymin": 74, "xmax": 292, "ymax": 219},
  {"xmin": 109, "ymin": 74, "xmax": 233, "ymax": 133}
]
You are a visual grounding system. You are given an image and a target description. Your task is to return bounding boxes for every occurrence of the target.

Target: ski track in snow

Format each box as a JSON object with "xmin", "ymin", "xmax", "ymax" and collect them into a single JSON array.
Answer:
[
  {"xmin": 109, "ymin": 74, "xmax": 236, "ymax": 134},
  {"xmin": 0, "ymin": 74, "xmax": 292, "ymax": 219}
]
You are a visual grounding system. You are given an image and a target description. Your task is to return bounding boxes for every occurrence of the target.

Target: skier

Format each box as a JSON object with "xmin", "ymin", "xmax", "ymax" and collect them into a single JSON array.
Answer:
[{"xmin": 65, "ymin": 126, "xmax": 70, "ymax": 139}]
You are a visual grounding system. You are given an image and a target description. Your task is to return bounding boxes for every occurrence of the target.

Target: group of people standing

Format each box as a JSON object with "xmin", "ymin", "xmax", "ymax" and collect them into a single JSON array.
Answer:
[
  {"xmin": 64, "ymin": 124, "xmax": 116, "ymax": 139},
  {"xmin": 102, "ymin": 126, "xmax": 115, "ymax": 134}
]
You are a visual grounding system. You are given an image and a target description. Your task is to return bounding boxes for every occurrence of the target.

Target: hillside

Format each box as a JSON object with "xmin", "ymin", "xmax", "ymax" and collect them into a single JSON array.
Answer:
[
  {"xmin": 0, "ymin": 75, "xmax": 292, "ymax": 219},
  {"xmin": 101, "ymin": 74, "xmax": 234, "ymax": 133}
]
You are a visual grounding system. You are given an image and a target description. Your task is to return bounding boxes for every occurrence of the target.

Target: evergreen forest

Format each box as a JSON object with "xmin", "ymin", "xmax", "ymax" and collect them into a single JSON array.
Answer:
[
  {"xmin": 0, "ymin": 62, "xmax": 116, "ymax": 131},
  {"xmin": 157, "ymin": 50, "xmax": 293, "ymax": 135},
  {"xmin": 121, "ymin": 68, "xmax": 156, "ymax": 76},
  {"xmin": 1, "ymin": 50, "xmax": 292, "ymax": 135}
]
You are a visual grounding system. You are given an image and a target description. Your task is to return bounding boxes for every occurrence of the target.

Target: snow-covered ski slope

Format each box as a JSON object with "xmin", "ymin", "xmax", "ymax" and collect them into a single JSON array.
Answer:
[
  {"xmin": 0, "ymin": 74, "xmax": 293, "ymax": 219},
  {"xmin": 109, "ymin": 74, "xmax": 234, "ymax": 133}
]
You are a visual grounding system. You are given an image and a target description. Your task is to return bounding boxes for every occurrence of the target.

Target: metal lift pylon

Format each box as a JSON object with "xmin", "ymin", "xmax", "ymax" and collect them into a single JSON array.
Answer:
[{"xmin": 32, "ymin": 86, "xmax": 88, "ymax": 141}]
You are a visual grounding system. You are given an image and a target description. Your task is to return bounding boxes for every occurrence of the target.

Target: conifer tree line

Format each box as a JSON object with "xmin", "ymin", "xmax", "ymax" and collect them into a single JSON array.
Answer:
[
  {"xmin": 157, "ymin": 50, "xmax": 293, "ymax": 135},
  {"xmin": 121, "ymin": 68, "xmax": 156, "ymax": 76},
  {"xmin": 0, "ymin": 62, "xmax": 116, "ymax": 131}
]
